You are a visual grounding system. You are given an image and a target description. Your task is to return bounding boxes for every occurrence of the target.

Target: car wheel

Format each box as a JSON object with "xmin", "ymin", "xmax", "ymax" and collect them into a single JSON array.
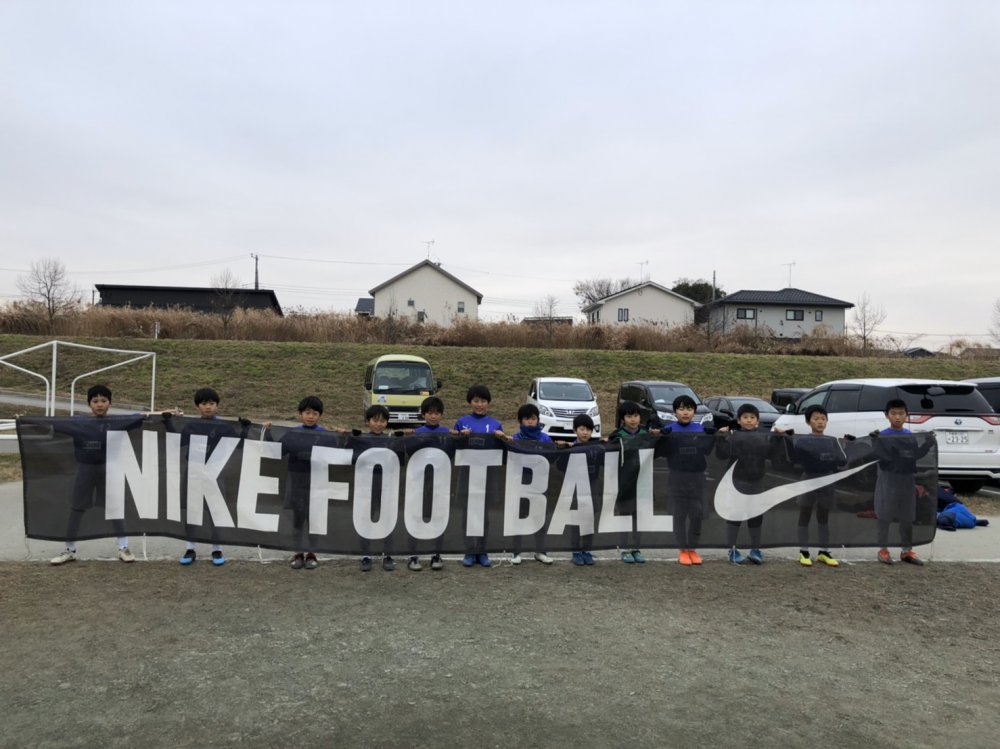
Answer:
[{"xmin": 948, "ymin": 479, "xmax": 984, "ymax": 495}]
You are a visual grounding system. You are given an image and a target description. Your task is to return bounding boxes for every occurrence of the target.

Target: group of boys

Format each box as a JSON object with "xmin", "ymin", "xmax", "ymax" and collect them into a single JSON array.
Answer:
[{"xmin": 44, "ymin": 383, "xmax": 931, "ymax": 570}]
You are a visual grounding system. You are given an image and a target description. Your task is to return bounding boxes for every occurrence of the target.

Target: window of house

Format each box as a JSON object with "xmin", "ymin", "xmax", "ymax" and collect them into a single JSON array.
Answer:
[
  {"xmin": 786, "ymin": 309, "xmax": 804, "ymax": 321},
  {"xmin": 457, "ymin": 301, "xmax": 465, "ymax": 313},
  {"xmin": 736, "ymin": 308, "xmax": 756, "ymax": 320},
  {"xmin": 417, "ymin": 310, "xmax": 426, "ymax": 323},
  {"xmin": 407, "ymin": 298, "xmax": 415, "ymax": 307},
  {"xmin": 815, "ymin": 310, "xmax": 824, "ymax": 322},
  {"xmin": 618, "ymin": 308, "xmax": 629, "ymax": 322}
]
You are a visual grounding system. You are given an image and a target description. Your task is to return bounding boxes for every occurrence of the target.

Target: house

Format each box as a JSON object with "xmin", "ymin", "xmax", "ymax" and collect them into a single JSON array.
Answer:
[
  {"xmin": 697, "ymin": 288, "xmax": 852, "ymax": 337},
  {"xmin": 581, "ymin": 282, "xmax": 698, "ymax": 326},
  {"xmin": 361, "ymin": 260, "xmax": 482, "ymax": 326},
  {"xmin": 95, "ymin": 284, "xmax": 283, "ymax": 316},
  {"xmin": 902, "ymin": 347, "xmax": 936, "ymax": 359}
]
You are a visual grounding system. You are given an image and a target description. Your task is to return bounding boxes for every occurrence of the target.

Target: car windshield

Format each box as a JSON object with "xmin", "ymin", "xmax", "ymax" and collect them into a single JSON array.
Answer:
[
  {"xmin": 899, "ymin": 385, "xmax": 992, "ymax": 413},
  {"xmin": 373, "ymin": 363, "xmax": 433, "ymax": 392},
  {"xmin": 538, "ymin": 381, "xmax": 594, "ymax": 401},
  {"xmin": 732, "ymin": 397, "xmax": 779, "ymax": 414},
  {"xmin": 649, "ymin": 385, "xmax": 700, "ymax": 407}
]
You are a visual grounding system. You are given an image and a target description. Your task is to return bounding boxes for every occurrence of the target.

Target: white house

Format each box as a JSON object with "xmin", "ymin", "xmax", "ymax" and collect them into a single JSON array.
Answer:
[
  {"xmin": 581, "ymin": 282, "xmax": 699, "ymax": 326},
  {"xmin": 699, "ymin": 288, "xmax": 853, "ymax": 337},
  {"xmin": 363, "ymin": 260, "xmax": 482, "ymax": 326}
]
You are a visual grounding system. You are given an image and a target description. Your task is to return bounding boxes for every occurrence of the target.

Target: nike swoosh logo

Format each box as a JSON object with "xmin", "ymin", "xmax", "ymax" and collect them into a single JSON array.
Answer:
[{"xmin": 713, "ymin": 460, "xmax": 877, "ymax": 521}]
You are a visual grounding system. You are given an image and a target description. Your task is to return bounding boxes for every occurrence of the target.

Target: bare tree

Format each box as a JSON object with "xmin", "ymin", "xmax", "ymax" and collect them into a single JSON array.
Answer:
[
  {"xmin": 211, "ymin": 269, "xmax": 244, "ymax": 338},
  {"xmin": 532, "ymin": 294, "xmax": 562, "ymax": 345},
  {"xmin": 851, "ymin": 292, "xmax": 887, "ymax": 354},
  {"xmin": 990, "ymin": 298, "xmax": 1000, "ymax": 344},
  {"xmin": 17, "ymin": 257, "xmax": 81, "ymax": 334},
  {"xmin": 572, "ymin": 277, "xmax": 636, "ymax": 308}
]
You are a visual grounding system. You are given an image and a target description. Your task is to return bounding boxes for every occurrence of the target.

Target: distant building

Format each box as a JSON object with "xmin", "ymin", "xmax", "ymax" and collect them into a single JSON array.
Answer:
[
  {"xmin": 698, "ymin": 288, "xmax": 852, "ymax": 337},
  {"xmin": 902, "ymin": 347, "xmax": 936, "ymax": 359},
  {"xmin": 581, "ymin": 282, "xmax": 699, "ymax": 326},
  {"xmin": 95, "ymin": 284, "xmax": 283, "ymax": 316},
  {"xmin": 361, "ymin": 260, "xmax": 482, "ymax": 326},
  {"xmin": 522, "ymin": 316, "xmax": 574, "ymax": 326}
]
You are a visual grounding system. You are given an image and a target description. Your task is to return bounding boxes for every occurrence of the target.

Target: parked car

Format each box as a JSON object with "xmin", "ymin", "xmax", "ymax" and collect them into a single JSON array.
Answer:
[
  {"xmin": 617, "ymin": 381, "xmax": 714, "ymax": 429},
  {"xmin": 704, "ymin": 396, "xmax": 782, "ymax": 431},
  {"xmin": 770, "ymin": 388, "xmax": 810, "ymax": 411},
  {"xmin": 770, "ymin": 378, "xmax": 1000, "ymax": 494},
  {"xmin": 526, "ymin": 377, "xmax": 601, "ymax": 438},
  {"xmin": 963, "ymin": 377, "xmax": 1000, "ymax": 412}
]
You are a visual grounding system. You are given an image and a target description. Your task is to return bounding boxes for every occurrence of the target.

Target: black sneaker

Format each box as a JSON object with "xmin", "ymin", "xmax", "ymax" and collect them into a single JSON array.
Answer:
[
  {"xmin": 290, "ymin": 553, "xmax": 305, "ymax": 570},
  {"xmin": 383, "ymin": 555, "xmax": 395, "ymax": 571},
  {"xmin": 304, "ymin": 552, "xmax": 319, "ymax": 570},
  {"xmin": 211, "ymin": 550, "xmax": 225, "ymax": 566},
  {"xmin": 430, "ymin": 554, "xmax": 444, "ymax": 571},
  {"xmin": 360, "ymin": 556, "xmax": 373, "ymax": 572}
]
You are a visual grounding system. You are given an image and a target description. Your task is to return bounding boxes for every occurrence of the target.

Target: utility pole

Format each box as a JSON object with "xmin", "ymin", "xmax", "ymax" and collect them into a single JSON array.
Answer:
[{"xmin": 251, "ymin": 253, "xmax": 259, "ymax": 290}]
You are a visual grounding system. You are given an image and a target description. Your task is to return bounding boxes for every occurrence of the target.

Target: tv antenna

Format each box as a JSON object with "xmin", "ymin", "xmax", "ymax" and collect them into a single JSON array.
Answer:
[
  {"xmin": 636, "ymin": 260, "xmax": 649, "ymax": 283},
  {"xmin": 782, "ymin": 261, "xmax": 796, "ymax": 287},
  {"xmin": 423, "ymin": 239, "xmax": 435, "ymax": 259}
]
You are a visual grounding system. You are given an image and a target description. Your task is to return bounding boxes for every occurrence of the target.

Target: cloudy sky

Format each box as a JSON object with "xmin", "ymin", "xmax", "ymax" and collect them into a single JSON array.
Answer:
[{"xmin": 2, "ymin": 1, "xmax": 998, "ymax": 347}]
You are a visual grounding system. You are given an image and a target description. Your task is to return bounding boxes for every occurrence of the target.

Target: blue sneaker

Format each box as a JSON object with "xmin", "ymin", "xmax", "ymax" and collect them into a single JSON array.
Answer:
[
  {"xmin": 621, "ymin": 551, "xmax": 635, "ymax": 564},
  {"xmin": 631, "ymin": 550, "xmax": 646, "ymax": 564},
  {"xmin": 179, "ymin": 549, "xmax": 196, "ymax": 565},
  {"xmin": 728, "ymin": 547, "xmax": 745, "ymax": 565},
  {"xmin": 572, "ymin": 551, "xmax": 586, "ymax": 566},
  {"xmin": 582, "ymin": 551, "xmax": 595, "ymax": 565},
  {"xmin": 478, "ymin": 553, "xmax": 492, "ymax": 568},
  {"xmin": 462, "ymin": 553, "xmax": 477, "ymax": 567},
  {"xmin": 211, "ymin": 550, "xmax": 225, "ymax": 566},
  {"xmin": 747, "ymin": 548, "xmax": 764, "ymax": 565}
]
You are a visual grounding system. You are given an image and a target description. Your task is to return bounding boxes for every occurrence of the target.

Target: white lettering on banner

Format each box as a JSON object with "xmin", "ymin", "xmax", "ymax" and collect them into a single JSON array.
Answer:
[
  {"xmin": 404, "ymin": 448, "xmax": 451, "ymax": 539},
  {"xmin": 165, "ymin": 432, "xmax": 182, "ymax": 522},
  {"xmin": 635, "ymin": 448, "xmax": 672, "ymax": 532},
  {"xmin": 236, "ymin": 440, "xmax": 282, "ymax": 532},
  {"xmin": 548, "ymin": 452, "xmax": 596, "ymax": 536},
  {"xmin": 353, "ymin": 448, "xmax": 400, "ymax": 540},
  {"xmin": 454, "ymin": 449, "xmax": 504, "ymax": 537},
  {"xmin": 106, "ymin": 430, "xmax": 160, "ymax": 520},
  {"xmin": 308, "ymin": 446, "xmax": 353, "ymax": 535},
  {"xmin": 598, "ymin": 450, "xmax": 630, "ymax": 534},
  {"xmin": 503, "ymin": 452, "xmax": 550, "ymax": 536},
  {"xmin": 185, "ymin": 435, "xmax": 237, "ymax": 528}
]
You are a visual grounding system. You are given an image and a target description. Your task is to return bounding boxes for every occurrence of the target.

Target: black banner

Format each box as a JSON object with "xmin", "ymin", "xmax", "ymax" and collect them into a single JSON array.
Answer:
[{"xmin": 18, "ymin": 416, "xmax": 938, "ymax": 553}]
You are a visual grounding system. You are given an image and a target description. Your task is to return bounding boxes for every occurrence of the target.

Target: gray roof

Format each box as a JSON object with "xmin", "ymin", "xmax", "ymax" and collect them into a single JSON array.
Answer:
[
  {"xmin": 369, "ymin": 260, "xmax": 483, "ymax": 302},
  {"xmin": 95, "ymin": 284, "xmax": 283, "ymax": 315},
  {"xmin": 355, "ymin": 297, "xmax": 374, "ymax": 315},
  {"xmin": 713, "ymin": 288, "xmax": 853, "ymax": 308}
]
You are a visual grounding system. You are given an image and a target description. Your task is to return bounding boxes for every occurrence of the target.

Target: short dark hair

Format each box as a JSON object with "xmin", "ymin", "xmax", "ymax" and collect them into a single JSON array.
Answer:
[
  {"xmin": 297, "ymin": 395, "xmax": 324, "ymax": 414},
  {"xmin": 804, "ymin": 404, "xmax": 828, "ymax": 421},
  {"xmin": 573, "ymin": 414, "xmax": 595, "ymax": 430},
  {"xmin": 736, "ymin": 403, "xmax": 760, "ymax": 419},
  {"xmin": 466, "ymin": 384, "xmax": 492, "ymax": 403},
  {"xmin": 673, "ymin": 395, "xmax": 697, "ymax": 411},
  {"xmin": 87, "ymin": 384, "xmax": 112, "ymax": 403},
  {"xmin": 517, "ymin": 403, "xmax": 540, "ymax": 422},
  {"xmin": 420, "ymin": 396, "xmax": 444, "ymax": 415},
  {"xmin": 365, "ymin": 404, "xmax": 390, "ymax": 423},
  {"xmin": 619, "ymin": 400, "xmax": 641, "ymax": 417},
  {"xmin": 884, "ymin": 398, "xmax": 908, "ymax": 414},
  {"xmin": 194, "ymin": 387, "xmax": 220, "ymax": 406}
]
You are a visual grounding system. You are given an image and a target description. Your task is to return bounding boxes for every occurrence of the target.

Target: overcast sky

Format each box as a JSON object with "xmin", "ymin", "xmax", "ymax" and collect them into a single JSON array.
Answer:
[{"xmin": 2, "ymin": 1, "xmax": 998, "ymax": 347}]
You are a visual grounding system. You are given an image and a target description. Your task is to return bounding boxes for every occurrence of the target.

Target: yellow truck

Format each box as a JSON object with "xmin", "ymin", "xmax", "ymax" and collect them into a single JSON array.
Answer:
[{"xmin": 362, "ymin": 354, "xmax": 441, "ymax": 425}]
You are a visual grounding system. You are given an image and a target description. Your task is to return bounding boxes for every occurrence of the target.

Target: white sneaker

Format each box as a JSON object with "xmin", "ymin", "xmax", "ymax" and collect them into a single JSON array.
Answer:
[
  {"xmin": 118, "ymin": 547, "xmax": 136, "ymax": 563},
  {"xmin": 534, "ymin": 551, "xmax": 554, "ymax": 565},
  {"xmin": 50, "ymin": 549, "xmax": 76, "ymax": 565},
  {"xmin": 510, "ymin": 553, "xmax": 522, "ymax": 565}
]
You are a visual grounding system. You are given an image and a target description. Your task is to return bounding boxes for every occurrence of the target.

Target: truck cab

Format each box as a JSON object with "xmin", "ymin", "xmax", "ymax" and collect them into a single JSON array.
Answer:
[{"xmin": 363, "ymin": 355, "xmax": 441, "ymax": 425}]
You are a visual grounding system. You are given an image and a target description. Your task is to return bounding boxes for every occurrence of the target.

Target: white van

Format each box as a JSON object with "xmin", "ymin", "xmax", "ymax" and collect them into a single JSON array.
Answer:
[
  {"xmin": 526, "ymin": 377, "xmax": 601, "ymax": 438},
  {"xmin": 771, "ymin": 378, "xmax": 1000, "ymax": 493}
]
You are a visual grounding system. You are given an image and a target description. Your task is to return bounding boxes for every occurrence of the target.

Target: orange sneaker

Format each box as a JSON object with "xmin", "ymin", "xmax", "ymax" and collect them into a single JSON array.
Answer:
[
  {"xmin": 900, "ymin": 550, "xmax": 925, "ymax": 566},
  {"xmin": 688, "ymin": 550, "xmax": 703, "ymax": 565},
  {"xmin": 678, "ymin": 550, "xmax": 692, "ymax": 566},
  {"xmin": 877, "ymin": 548, "xmax": 893, "ymax": 565}
]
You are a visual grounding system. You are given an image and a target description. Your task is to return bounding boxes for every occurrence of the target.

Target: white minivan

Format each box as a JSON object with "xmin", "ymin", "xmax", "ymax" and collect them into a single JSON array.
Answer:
[
  {"xmin": 771, "ymin": 378, "xmax": 1000, "ymax": 493},
  {"xmin": 526, "ymin": 377, "xmax": 601, "ymax": 438}
]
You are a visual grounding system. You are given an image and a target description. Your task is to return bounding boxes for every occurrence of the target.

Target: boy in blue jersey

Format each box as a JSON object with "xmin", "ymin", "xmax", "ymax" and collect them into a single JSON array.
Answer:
[
  {"xmin": 455, "ymin": 385, "xmax": 503, "ymax": 567},
  {"xmin": 872, "ymin": 399, "xmax": 933, "ymax": 566},
  {"xmin": 506, "ymin": 404, "xmax": 554, "ymax": 565},
  {"xmin": 49, "ymin": 385, "xmax": 146, "ymax": 565},
  {"xmin": 607, "ymin": 400, "xmax": 650, "ymax": 563},
  {"xmin": 414, "ymin": 396, "xmax": 452, "ymax": 434},
  {"xmin": 658, "ymin": 395, "xmax": 715, "ymax": 566}
]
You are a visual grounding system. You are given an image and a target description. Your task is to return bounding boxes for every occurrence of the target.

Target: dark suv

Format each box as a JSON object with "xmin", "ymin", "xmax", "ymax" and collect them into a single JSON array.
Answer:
[{"xmin": 616, "ymin": 381, "xmax": 714, "ymax": 429}]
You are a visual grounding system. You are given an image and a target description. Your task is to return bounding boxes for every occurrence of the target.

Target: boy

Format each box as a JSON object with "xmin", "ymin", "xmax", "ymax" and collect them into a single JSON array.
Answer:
[
  {"xmin": 777, "ymin": 405, "xmax": 847, "ymax": 567},
  {"xmin": 569, "ymin": 413, "xmax": 601, "ymax": 565},
  {"xmin": 455, "ymin": 385, "xmax": 503, "ymax": 567},
  {"xmin": 715, "ymin": 403, "xmax": 772, "ymax": 565},
  {"xmin": 607, "ymin": 400, "xmax": 650, "ymax": 563},
  {"xmin": 171, "ymin": 387, "xmax": 249, "ymax": 567},
  {"xmin": 506, "ymin": 404, "xmax": 554, "ymax": 565},
  {"xmin": 412, "ymin": 396, "xmax": 450, "ymax": 570},
  {"xmin": 872, "ymin": 399, "xmax": 933, "ymax": 565},
  {"xmin": 658, "ymin": 395, "xmax": 715, "ymax": 566},
  {"xmin": 50, "ymin": 385, "xmax": 145, "ymax": 565},
  {"xmin": 358, "ymin": 405, "xmax": 400, "ymax": 572},
  {"xmin": 264, "ymin": 395, "xmax": 330, "ymax": 570}
]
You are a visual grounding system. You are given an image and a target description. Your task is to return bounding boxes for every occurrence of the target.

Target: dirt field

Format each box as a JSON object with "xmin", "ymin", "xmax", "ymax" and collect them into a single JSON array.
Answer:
[{"xmin": 2, "ymin": 559, "xmax": 999, "ymax": 748}]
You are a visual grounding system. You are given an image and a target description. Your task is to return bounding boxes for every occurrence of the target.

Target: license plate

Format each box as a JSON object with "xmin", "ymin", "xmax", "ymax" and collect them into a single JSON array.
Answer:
[{"xmin": 945, "ymin": 432, "xmax": 969, "ymax": 444}]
